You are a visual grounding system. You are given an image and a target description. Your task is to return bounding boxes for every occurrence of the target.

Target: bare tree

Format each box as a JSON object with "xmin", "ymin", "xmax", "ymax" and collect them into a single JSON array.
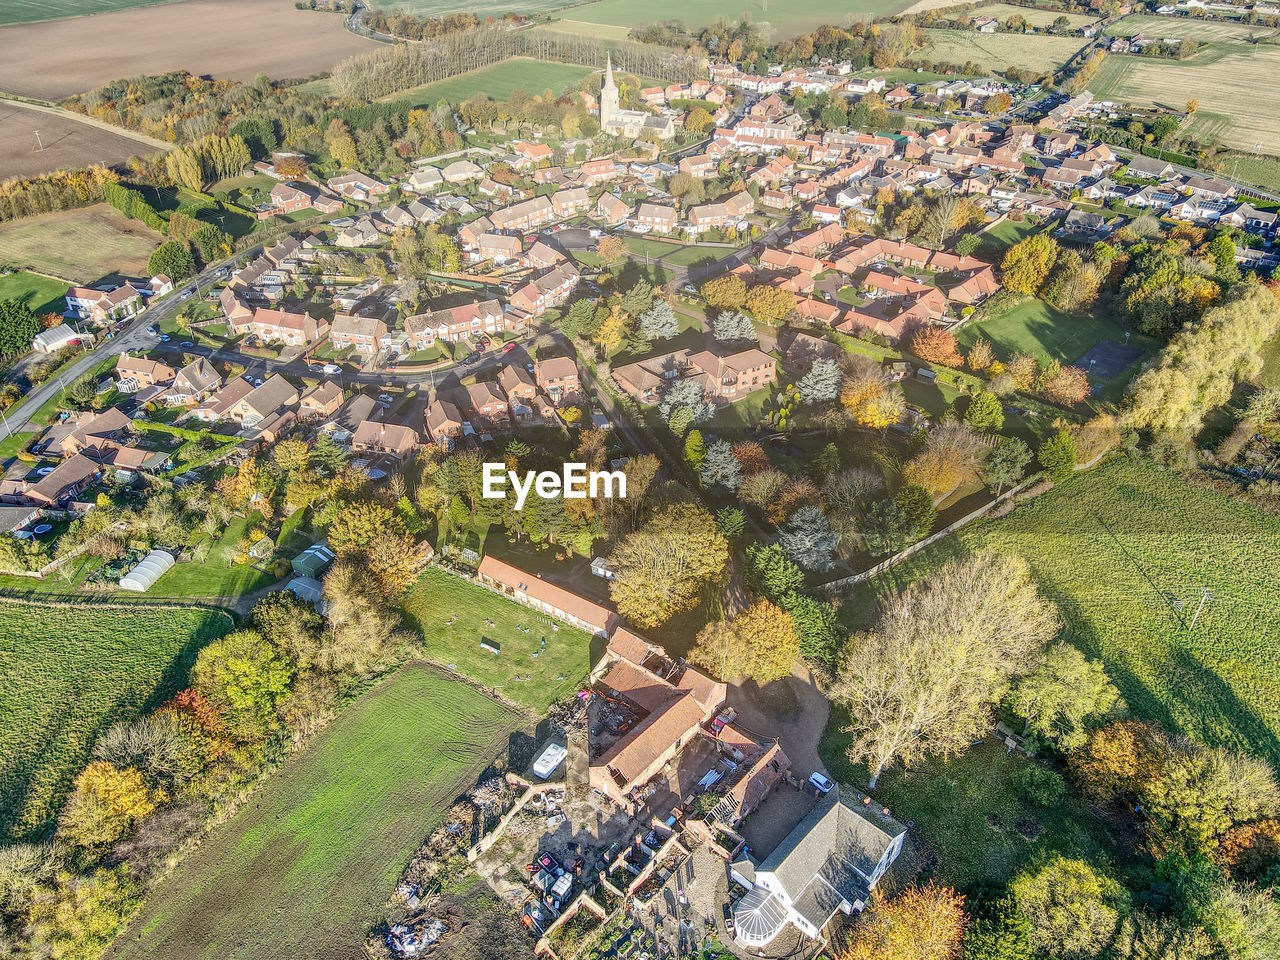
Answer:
[{"xmin": 830, "ymin": 551, "xmax": 1059, "ymax": 786}]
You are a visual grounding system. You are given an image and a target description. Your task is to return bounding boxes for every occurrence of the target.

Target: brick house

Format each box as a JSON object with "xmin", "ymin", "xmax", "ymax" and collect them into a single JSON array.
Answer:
[
  {"xmin": 534, "ymin": 356, "xmax": 580, "ymax": 405},
  {"xmin": 329, "ymin": 313, "xmax": 388, "ymax": 354},
  {"xmin": 230, "ymin": 307, "xmax": 329, "ymax": 346}
]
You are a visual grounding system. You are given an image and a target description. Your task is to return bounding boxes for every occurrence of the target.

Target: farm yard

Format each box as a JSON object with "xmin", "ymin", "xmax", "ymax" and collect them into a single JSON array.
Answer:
[
  {"xmin": 0, "ymin": 0, "xmax": 184, "ymax": 26},
  {"xmin": 0, "ymin": 203, "xmax": 159, "ymax": 282},
  {"xmin": 0, "ymin": 270, "xmax": 67, "ymax": 316},
  {"xmin": 383, "ymin": 57, "xmax": 597, "ymax": 106},
  {"xmin": 0, "ymin": 0, "xmax": 379, "ymax": 100},
  {"xmin": 0, "ymin": 101, "xmax": 159, "ymax": 179},
  {"xmin": 400, "ymin": 567, "xmax": 596, "ymax": 713},
  {"xmin": 1090, "ymin": 43, "xmax": 1280, "ymax": 154},
  {"xmin": 839, "ymin": 456, "xmax": 1280, "ymax": 769},
  {"xmin": 0, "ymin": 600, "xmax": 232, "ymax": 842},
  {"xmin": 914, "ymin": 28, "xmax": 1089, "ymax": 72},
  {"xmin": 111, "ymin": 663, "xmax": 520, "ymax": 960}
]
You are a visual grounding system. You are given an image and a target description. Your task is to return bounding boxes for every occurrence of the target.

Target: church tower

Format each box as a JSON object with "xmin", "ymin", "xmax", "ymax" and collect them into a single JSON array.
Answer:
[{"xmin": 600, "ymin": 51, "xmax": 620, "ymax": 133}]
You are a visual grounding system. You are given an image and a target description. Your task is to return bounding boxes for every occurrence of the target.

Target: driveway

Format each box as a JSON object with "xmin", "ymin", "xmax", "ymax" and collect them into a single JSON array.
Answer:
[{"xmin": 725, "ymin": 662, "xmax": 830, "ymax": 781}]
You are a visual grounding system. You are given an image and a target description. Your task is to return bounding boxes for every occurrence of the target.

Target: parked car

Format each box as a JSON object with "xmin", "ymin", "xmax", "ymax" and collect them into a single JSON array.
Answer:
[
  {"xmin": 157, "ymin": 334, "xmax": 171, "ymax": 342},
  {"xmin": 180, "ymin": 340, "xmax": 194, "ymax": 348},
  {"xmin": 146, "ymin": 326, "xmax": 159, "ymax": 337},
  {"xmin": 463, "ymin": 353, "xmax": 480, "ymax": 365},
  {"xmin": 502, "ymin": 342, "xmax": 516, "ymax": 354},
  {"xmin": 321, "ymin": 363, "xmax": 342, "ymax": 375},
  {"xmin": 808, "ymin": 772, "xmax": 835, "ymax": 794},
  {"xmin": 377, "ymin": 393, "xmax": 394, "ymax": 403}
]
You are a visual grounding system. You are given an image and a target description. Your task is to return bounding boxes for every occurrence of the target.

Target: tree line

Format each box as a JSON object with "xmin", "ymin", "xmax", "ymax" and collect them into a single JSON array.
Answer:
[{"xmin": 329, "ymin": 27, "xmax": 706, "ymax": 102}]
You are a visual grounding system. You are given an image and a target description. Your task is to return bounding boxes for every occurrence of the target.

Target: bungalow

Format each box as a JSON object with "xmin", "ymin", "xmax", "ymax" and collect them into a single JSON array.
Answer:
[
  {"xmin": 350, "ymin": 420, "xmax": 419, "ymax": 462},
  {"xmin": 329, "ymin": 313, "xmax": 388, "ymax": 354},
  {"xmin": 403, "ymin": 166, "xmax": 444, "ymax": 193},
  {"xmin": 326, "ymin": 172, "xmax": 390, "ymax": 201},
  {"xmin": 320, "ymin": 393, "xmax": 380, "ymax": 443},
  {"xmin": 441, "ymin": 159, "xmax": 483, "ymax": 183},
  {"xmin": 4, "ymin": 453, "xmax": 100, "ymax": 507},
  {"xmin": 1124, "ymin": 156, "xmax": 1176, "ymax": 180},
  {"xmin": 189, "ymin": 377, "xmax": 253, "ymax": 423},
  {"xmin": 476, "ymin": 555, "xmax": 618, "ymax": 636}
]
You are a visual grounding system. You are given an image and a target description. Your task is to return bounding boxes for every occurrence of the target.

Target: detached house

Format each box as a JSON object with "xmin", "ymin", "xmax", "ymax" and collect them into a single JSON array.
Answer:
[
  {"xmin": 635, "ymin": 202, "xmax": 678, "ymax": 234},
  {"xmin": 326, "ymin": 172, "xmax": 390, "ymax": 201},
  {"xmin": 687, "ymin": 348, "xmax": 776, "ymax": 400},
  {"xmin": 534, "ymin": 356, "xmax": 580, "ymax": 405},
  {"xmin": 351, "ymin": 420, "xmax": 419, "ymax": 462},
  {"xmin": 424, "ymin": 398, "xmax": 466, "ymax": 447},
  {"xmin": 163, "ymin": 357, "xmax": 221, "ymax": 406},
  {"xmin": 115, "ymin": 354, "xmax": 175, "ymax": 393}
]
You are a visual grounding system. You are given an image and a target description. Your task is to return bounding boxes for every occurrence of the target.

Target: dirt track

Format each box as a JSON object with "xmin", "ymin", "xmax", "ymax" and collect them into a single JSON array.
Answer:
[{"xmin": 0, "ymin": 0, "xmax": 378, "ymax": 100}]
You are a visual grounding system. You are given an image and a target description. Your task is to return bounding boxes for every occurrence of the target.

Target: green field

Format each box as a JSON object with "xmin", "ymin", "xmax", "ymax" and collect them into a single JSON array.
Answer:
[
  {"xmin": 822, "ymin": 734, "xmax": 1109, "ymax": 888},
  {"xmin": 956, "ymin": 298, "xmax": 1154, "ymax": 376},
  {"xmin": 971, "ymin": 2, "xmax": 1100, "ymax": 29},
  {"xmin": 383, "ymin": 57, "xmax": 596, "ymax": 105},
  {"xmin": 1219, "ymin": 151, "xmax": 1280, "ymax": 194},
  {"xmin": 0, "ymin": 203, "xmax": 160, "ymax": 283},
  {"xmin": 915, "ymin": 28, "xmax": 1088, "ymax": 72},
  {"xmin": 113, "ymin": 663, "xmax": 518, "ymax": 960},
  {"xmin": 1104, "ymin": 14, "xmax": 1279, "ymax": 42},
  {"xmin": 552, "ymin": 0, "xmax": 910, "ymax": 35},
  {"xmin": 400, "ymin": 567, "xmax": 595, "ymax": 712},
  {"xmin": 1091, "ymin": 43, "xmax": 1280, "ymax": 154},
  {"xmin": 0, "ymin": 600, "xmax": 232, "ymax": 841},
  {"xmin": 0, "ymin": 0, "xmax": 180, "ymax": 26},
  {"xmin": 369, "ymin": 0, "xmax": 567, "ymax": 17},
  {"xmin": 839, "ymin": 457, "xmax": 1280, "ymax": 768},
  {"xmin": 0, "ymin": 270, "xmax": 67, "ymax": 316}
]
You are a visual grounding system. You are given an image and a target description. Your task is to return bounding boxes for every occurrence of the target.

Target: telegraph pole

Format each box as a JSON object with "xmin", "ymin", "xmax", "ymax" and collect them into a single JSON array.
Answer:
[
  {"xmin": 33, "ymin": 129, "xmax": 43, "ymax": 151},
  {"xmin": 1188, "ymin": 588, "xmax": 1212, "ymax": 631}
]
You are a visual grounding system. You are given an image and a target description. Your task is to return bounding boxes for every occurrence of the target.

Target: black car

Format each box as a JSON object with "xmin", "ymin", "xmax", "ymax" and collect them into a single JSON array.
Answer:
[{"xmin": 463, "ymin": 352, "xmax": 480, "ymax": 365}]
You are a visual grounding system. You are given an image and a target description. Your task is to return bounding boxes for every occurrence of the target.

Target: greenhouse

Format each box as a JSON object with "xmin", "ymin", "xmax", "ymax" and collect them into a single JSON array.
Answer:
[{"xmin": 119, "ymin": 549, "xmax": 175, "ymax": 592}]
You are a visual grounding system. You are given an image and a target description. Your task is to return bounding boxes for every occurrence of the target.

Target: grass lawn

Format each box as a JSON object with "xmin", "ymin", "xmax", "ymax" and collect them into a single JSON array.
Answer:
[
  {"xmin": 0, "ymin": 270, "xmax": 68, "ymax": 315},
  {"xmin": 838, "ymin": 456, "xmax": 1280, "ymax": 767},
  {"xmin": 0, "ymin": 203, "xmax": 159, "ymax": 282},
  {"xmin": 978, "ymin": 217, "xmax": 1042, "ymax": 255},
  {"xmin": 399, "ymin": 567, "xmax": 598, "ymax": 712},
  {"xmin": 150, "ymin": 514, "xmax": 278, "ymax": 597},
  {"xmin": 956, "ymin": 297, "xmax": 1153, "ymax": 374},
  {"xmin": 384, "ymin": 58, "xmax": 596, "ymax": 106},
  {"xmin": 821, "ymin": 734, "xmax": 1110, "ymax": 889},
  {"xmin": 0, "ymin": 601, "xmax": 232, "ymax": 841},
  {"xmin": 0, "ymin": 431, "xmax": 36, "ymax": 461},
  {"xmin": 113, "ymin": 663, "xmax": 519, "ymax": 960},
  {"xmin": 552, "ymin": 0, "xmax": 911, "ymax": 36},
  {"xmin": 716, "ymin": 386, "xmax": 772, "ymax": 435}
]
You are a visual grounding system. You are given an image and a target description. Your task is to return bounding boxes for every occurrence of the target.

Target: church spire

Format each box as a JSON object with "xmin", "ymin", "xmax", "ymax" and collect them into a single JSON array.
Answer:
[{"xmin": 605, "ymin": 51, "xmax": 615, "ymax": 89}]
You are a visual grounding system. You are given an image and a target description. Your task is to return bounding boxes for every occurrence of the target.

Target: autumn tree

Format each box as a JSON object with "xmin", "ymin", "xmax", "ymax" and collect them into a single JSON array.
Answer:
[
  {"xmin": 1011, "ymin": 856, "xmax": 1130, "ymax": 959},
  {"xmin": 967, "ymin": 338, "xmax": 995, "ymax": 373},
  {"xmin": 831, "ymin": 551, "xmax": 1059, "ymax": 786},
  {"xmin": 596, "ymin": 234, "xmax": 627, "ymax": 267},
  {"xmin": 1042, "ymin": 364, "xmax": 1090, "ymax": 405},
  {"xmin": 1002, "ymin": 234, "xmax": 1059, "ymax": 296},
  {"xmin": 911, "ymin": 327, "xmax": 964, "ymax": 367},
  {"xmin": 1007, "ymin": 644, "xmax": 1120, "ymax": 750},
  {"xmin": 57, "ymin": 762, "xmax": 163, "ymax": 852},
  {"xmin": 192, "ymin": 629, "xmax": 293, "ymax": 741},
  {"xmin": 745, "ymin": 284, "xmax": 796, "ymax": 325},
  {"xmin": 320, "ymin": 560, "xmax": 408, "ymax": 676},
  {"xmin": 902, "ymin": 419, "xmax": 985, "ymax": 497},
  {"xmin": 609, "ymin": 503, "xmax": 728, "ymax": 627},
  {"xmin": 842, "ymin": 360, "xmax": 905, "ymax": 430},
  {"xmin": 840, "ymin": 883, "xmax": 967, "ymax": 960},
  {"xmin": 701, "ymin": 274, "xmax": 748, "ymax": 310},
  {"xmin": 690, "ymin": 599, "xmax": 799, "ymax": 683},
  {"xmin": 1069, "ymin": 720, "xmax": 1169, "ymax": 806}
]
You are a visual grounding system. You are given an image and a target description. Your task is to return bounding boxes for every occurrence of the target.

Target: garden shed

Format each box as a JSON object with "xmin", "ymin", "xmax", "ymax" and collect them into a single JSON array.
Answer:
[
  {"xmin": 291, "ymin": 542, "xmax": 335, "ymax": 578},
  {"xmin": 119, "ymin": 549, "xmax": 175, "ymax": 592}
]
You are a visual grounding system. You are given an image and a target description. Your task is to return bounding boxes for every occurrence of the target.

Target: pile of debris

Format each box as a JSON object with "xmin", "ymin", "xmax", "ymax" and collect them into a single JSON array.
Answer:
[{"xmin": 385, "ymin": 916, "xmax": 448, "ymax": 958}]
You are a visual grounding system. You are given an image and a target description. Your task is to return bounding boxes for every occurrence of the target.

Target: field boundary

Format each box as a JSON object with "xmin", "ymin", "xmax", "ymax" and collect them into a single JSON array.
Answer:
[{"xmin": 0, "ymin": 93, "xmax": 172, "ymax": 153}]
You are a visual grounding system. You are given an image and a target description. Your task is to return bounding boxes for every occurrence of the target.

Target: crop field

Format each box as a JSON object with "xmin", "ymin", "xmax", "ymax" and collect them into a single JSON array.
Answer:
[
  {"xmin": 1104, "ymin": 14, "xmax": 1280, "ymax": 42},
  {"xmin": 386, "ymin": 57, "xmax": 596, "ymax": 106},
  {"xmin": 0, "ymin": 204, "xmax": 158, "ymax": 282},
  {"xmin": 1090, "ymin": 45, "xmax": 1280, "ymax": 154},
  {"xmin": 0, "ymin": 270, "xmax": 68, "ymax": 315},
  {"xmin": 0, "ymin": 0, "xmax": 182, "ymax": 27},
  {"xmin": 914, "ymin": 28, "xmax": 1089, "ymax": 72},
  {"xmin": 369, "ymin": 0, "xmax": 567, "ymax": 16},
  {"xmin": 400, "ymin": 567, "xmax": 596, "ymax": 712},
  {"xmin": 840, "ymin": 457, "xmax": 1280, "ymax": 768},
  {"xmin": 0, "ymin": 0, "xmax": 378, "ymax": 100},
  {"xmin": 0, "ymin": 101, "xmax": 157, "ymax": 180},
  {"xmin": 970, "ymin": 3, "xmax": 1101, "ymax": 29},
  {"xmin": 545, "ymin": 0, "xmax": 912, "ymax": 37},
  {"xmin": 0, "ymin": 600, "xmax": 232, "ymax": 841},
  {"xmin": 112, "ymin": 663, "xmax": 519, "ymax": 960},
  {"xmin": 955, "ymin": 297, "xmax": 1155, "ymax": 380}
]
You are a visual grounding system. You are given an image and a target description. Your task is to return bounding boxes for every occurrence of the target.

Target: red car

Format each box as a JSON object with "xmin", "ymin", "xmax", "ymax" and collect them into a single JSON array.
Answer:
[{"xmin": 502, "ymin": 342, "xmax": 516, "ymax": 354}]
